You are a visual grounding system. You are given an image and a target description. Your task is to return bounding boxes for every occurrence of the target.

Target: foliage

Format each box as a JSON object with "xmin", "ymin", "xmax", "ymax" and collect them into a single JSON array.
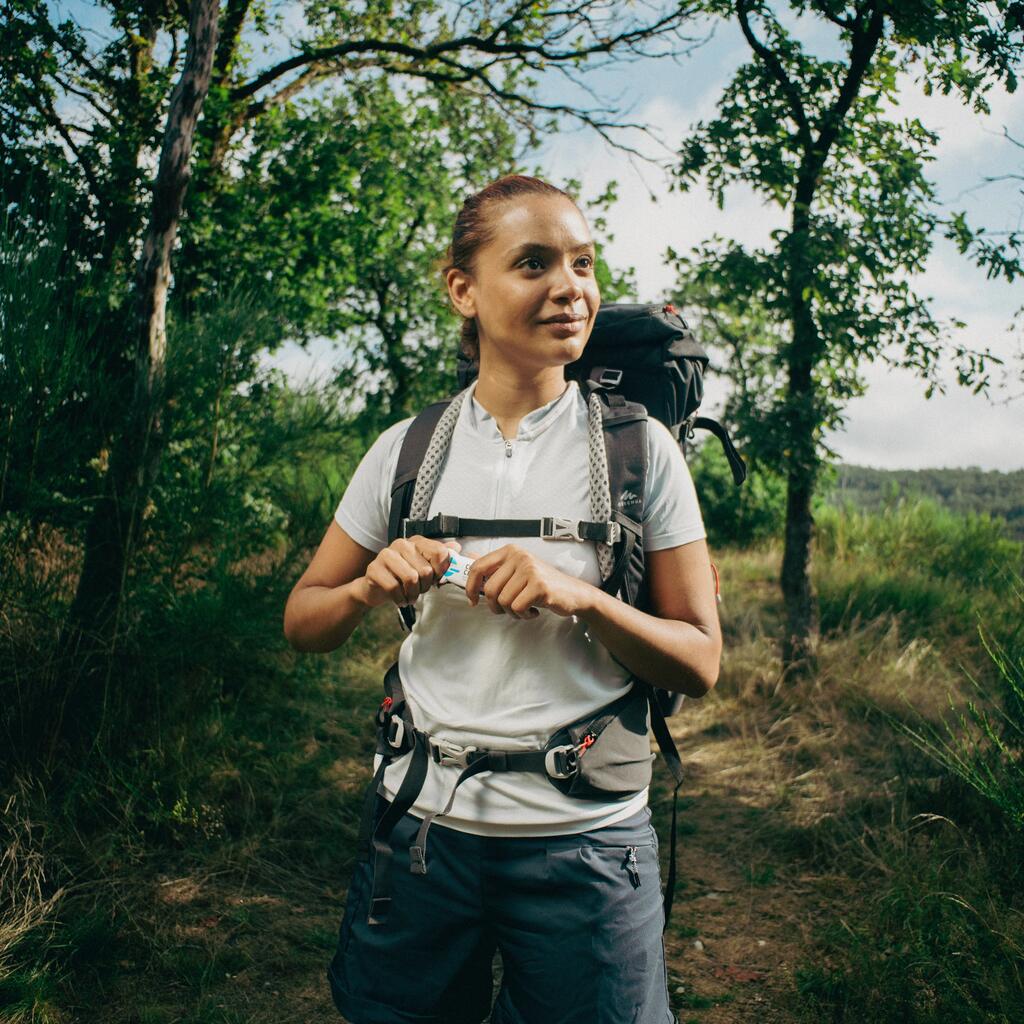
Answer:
[
  {"xmin": 0, "ymin": 188, "xmax": 112, "ymax": 523},
  {"xmin": 689, "ymin": 438, "xmax": 787, "ymax": 547},
  {"xmin": 670, "ymin": 0, "xmax": 1023, "ymax": 660},
  {"xmin": 813, "ymin": 497, "xmax": 1023, "ymax": 641},
  {"xmin": 893, "ymin": 576, "xmax": 1024, "ymax": 834},
  {"xmin": 830, "ymin": 464, "xmax": 1024, "ymax": 540},
  {"xmin": 673, "ymin": 2, "xmax": 1022, "ymax": 474}
]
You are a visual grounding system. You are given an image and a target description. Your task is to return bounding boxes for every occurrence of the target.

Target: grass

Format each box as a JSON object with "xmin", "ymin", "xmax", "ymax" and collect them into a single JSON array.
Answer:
[{"xmin": 2, "ymin": 503, "xmax": 1023, "ymax": 1021}]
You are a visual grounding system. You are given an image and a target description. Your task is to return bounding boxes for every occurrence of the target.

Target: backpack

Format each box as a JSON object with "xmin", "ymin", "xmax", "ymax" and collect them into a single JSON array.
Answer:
[{"xmin": 358, "ymin": 302, "xmax": 744, "ymax": 929}]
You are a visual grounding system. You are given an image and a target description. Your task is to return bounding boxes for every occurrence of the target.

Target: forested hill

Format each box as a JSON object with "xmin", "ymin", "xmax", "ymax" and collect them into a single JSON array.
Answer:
[{"xmin": 832, "ymin": 465, "xmax": 1024, "ymax": 539}]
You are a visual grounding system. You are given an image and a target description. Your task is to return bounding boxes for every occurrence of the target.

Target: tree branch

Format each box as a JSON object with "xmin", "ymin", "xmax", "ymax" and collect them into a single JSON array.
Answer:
[
  {"xmin": 388, "ymin": 56, "xmax": 662, "ymax": 162},
  {"xmin": 812, "ymin": 2, "xmax": 885, "ymax": 166},
  {"xmin": 735, "ymin": 0, "xmax": 812, "ymax": 148},
  {"xmin": 27, "ymin": 74, "xmax": 104, "ymax": 202},
  {"xmin": 52, "ymin": 72, "xmax": 116, "ymax": 125},
  {"xmin": 807, "ymin": 0, "xmax": 855, "ymax": 31},
  {"xmin": 231, "ymin": 5, "xmax": 694, "ymax": 103}
]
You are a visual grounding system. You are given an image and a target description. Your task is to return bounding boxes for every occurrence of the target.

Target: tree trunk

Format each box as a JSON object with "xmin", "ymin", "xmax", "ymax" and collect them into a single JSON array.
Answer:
[
  {"xmin": 64, "ymin": 0, "xmax": 220, "ymax": 669},
  {"xmin": 780, "ymin": 176, "xmax": 821, "ymax": 672},
  {"xmin": 780, "ymin": 454, "xmax": 818, "ymax": 669}
]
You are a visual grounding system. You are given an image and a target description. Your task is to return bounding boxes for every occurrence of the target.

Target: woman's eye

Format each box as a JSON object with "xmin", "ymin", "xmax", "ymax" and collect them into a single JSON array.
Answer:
[{"xmin": 519, "ymin": 255, "xmax": 594, "ymax": 270}]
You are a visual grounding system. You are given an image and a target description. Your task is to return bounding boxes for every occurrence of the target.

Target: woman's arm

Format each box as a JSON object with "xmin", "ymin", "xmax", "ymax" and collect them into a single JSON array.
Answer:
[
  {"xmin": 284, "ymin": 522, "xmax": 461, "ymax": 653},
  {"xmin": 575, "ymin": 538, "xmax": 722, "ymax": 698},
  {"xmin": 283, "ymin": 522, "xmax": 377, "ymax": 653}
]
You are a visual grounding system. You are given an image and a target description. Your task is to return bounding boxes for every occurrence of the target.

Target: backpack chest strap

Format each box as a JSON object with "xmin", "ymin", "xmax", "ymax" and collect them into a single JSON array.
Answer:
[{"xmin": 401, "ymin": 513, "xmax": 622, "ymax": 545}]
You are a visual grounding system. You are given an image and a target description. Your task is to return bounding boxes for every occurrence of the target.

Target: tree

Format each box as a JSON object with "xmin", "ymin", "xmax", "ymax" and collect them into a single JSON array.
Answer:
[
  {"xmin": 671, "ymin": 0, "xmax": 1023, "ymax": 668},
  {"xmin": 4, "ymin": 0, "xmax": 696, "ymax": 638},
  {"xmin": 2, "ymin": 0, "xmax": 686, "ymax": 748}
]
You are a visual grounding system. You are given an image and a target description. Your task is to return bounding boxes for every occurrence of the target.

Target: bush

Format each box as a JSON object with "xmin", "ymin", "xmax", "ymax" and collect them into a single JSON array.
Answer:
[
  {"xmin": 689, "ymin": 438, "xmax": 786, "ymax": 547},
  {"xmin": 813, "ymin": 498, "xmax": 1023, "ymax": 641}
]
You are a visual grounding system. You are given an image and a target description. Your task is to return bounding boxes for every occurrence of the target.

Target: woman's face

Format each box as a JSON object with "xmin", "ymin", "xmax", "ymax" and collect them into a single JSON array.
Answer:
[{"xmin": 447, "ymin": 194, "xmax": 601, "ymax": 374}]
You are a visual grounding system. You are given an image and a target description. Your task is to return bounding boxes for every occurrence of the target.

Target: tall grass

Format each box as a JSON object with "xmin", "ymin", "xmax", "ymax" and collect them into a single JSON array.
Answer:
[
  {"xmin": 814, "ymin": 497, "xmax": 1022, "ymax": 645},
  {"xmin": 891, "ymin": 575, "xmax": 1024, "ymax": 834}
]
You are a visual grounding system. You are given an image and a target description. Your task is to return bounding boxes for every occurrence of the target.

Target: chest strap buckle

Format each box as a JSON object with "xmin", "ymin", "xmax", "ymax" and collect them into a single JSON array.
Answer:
[{"xmin": 541, "ymin": 517, "xmax": 582, "ymax": 541}]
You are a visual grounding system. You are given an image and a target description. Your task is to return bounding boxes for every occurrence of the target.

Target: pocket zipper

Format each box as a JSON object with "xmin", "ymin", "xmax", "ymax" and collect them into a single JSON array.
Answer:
[{"xmin": 624, "ymin": 846, "xmax": 641, "ymax": 888}]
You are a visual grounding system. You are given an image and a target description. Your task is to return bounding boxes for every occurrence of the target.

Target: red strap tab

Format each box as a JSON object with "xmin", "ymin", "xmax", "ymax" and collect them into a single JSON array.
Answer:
[{"xmin": 662, "ymin": 303, "xmax": 677, "ymax": 314}]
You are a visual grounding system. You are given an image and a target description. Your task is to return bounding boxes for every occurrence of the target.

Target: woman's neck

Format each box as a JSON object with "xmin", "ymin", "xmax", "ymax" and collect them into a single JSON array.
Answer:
[{"xmin": 472, "ymin": 365, "xmax": 569, "ymax": 441}]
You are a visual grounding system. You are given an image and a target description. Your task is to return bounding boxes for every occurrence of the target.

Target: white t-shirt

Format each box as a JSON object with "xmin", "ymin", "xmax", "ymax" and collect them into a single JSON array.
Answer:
[{"xmin": 335, "ymin": 378, "xmax": 706, "ymax": 836}]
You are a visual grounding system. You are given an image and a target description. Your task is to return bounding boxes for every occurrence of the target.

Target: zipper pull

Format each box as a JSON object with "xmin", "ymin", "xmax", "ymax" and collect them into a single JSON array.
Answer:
[
  {"xmin": 505, "ymin": 440, "xmax": 513, "ymax": 458},
  {"xmin": 625, "ymin": 846, "xmax": 641, "ymax": 888}
]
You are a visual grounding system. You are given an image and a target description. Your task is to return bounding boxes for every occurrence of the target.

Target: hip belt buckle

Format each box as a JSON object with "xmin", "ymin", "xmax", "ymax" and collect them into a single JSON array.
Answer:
[
  {"xmin": 385, "ymin": 716, "xmax": 406, "ymax": 749},
  {"xmin": 544, "ymin": 744, "xmax": 581, "ymax": 779},
  {"xmin": 430, "ymin": 737, "xmax": 478, "ymax": 770}
]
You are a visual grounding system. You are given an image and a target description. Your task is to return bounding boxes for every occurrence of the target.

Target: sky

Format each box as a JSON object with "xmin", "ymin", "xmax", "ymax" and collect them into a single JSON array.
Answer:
[{"xmin": 52, "ymin": 1, "xmax": 1024, "ymax": 471}]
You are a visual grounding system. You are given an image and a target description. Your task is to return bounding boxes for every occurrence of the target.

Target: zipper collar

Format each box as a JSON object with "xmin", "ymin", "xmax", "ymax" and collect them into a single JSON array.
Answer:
[{"xmin": 463, "ymin": 378, "xmax": 579, "ymax": 444}]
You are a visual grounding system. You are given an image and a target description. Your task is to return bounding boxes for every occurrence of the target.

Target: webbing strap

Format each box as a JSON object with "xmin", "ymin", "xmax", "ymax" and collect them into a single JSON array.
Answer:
[
  {"xmin": 355, "ymin": 757, "xmax": 389, "ymax": 860},
  {"xmin": 693, "ymin": 416, "xmax": 747, "ymax": 485},
  {"xmin": 601, "ymin": 514, "xmax": 640, "ymax": 598},
  {"xmin": 401, "ymin": 514, "xmax": 621, "ymax": 545},
  {"xmin": 367, "ymin": 736, "xmax": 429, "ymax": 925},
  {"xmin": 408, "ymin": 748, "xmax": 549, "ymax": 874},
  {"xmin": 648, "ymin": 690, "xmax": 685, "ymax": 929}
]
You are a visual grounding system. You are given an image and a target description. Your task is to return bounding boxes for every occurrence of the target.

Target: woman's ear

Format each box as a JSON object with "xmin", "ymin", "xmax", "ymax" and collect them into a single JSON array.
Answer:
[{"xmin": 446, "ymin": 267, "xmax": 476, "ymax": 319}]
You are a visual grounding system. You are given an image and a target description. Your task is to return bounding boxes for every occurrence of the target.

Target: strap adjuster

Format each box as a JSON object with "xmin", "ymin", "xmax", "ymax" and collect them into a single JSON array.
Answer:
[
  {"xmin": 541, "ymin": 517, "xmax": 582, "ymax": 541},
  {"xmin": 429, "ymin": 737, "xmax": 478, "ymax": 770},
  {"xmin": 401, "ymin": 514, "xmax": 461, "ymax": 539},
  {"xmin": 385, "ymin": 717, "xmax": 406, "ymax": 749}
]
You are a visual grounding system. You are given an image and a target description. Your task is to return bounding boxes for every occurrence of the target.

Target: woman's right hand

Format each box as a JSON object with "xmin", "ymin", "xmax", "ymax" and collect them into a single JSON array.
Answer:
[{"xmin": 355, "ymin": 537, "xmax": 462, "ymax": 609}]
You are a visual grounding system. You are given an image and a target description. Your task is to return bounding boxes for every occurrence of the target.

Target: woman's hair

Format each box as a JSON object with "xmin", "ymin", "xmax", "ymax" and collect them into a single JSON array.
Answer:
[{"xmin": 440, "ymin": 175, "xmax": 580, "ymax": 363}]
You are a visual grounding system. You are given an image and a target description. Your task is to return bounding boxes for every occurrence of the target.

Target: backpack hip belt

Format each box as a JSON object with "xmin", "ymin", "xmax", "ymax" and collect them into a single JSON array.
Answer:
[{"xmin": 356, "ymin": 662, "xmax": 670, "ymax": 927}]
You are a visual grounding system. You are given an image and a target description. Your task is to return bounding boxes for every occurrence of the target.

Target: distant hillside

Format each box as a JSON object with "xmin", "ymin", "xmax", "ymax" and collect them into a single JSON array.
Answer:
[{"xmin": 830, "ymin": 465, "xmax": 1024, "ymax": 540}]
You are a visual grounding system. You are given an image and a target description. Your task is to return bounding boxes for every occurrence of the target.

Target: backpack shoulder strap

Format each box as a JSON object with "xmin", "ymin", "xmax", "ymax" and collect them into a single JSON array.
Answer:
[
  {"xmin": 386, "ymin": 399, "xmax": 454, "ymax": 547},
  {"xmin": 587, "ymin": 381, "xmax": 648, "ymax": 606},
  {"xmin": 386, "ymin": 398, "xmax": 455, "ymax": 630}
]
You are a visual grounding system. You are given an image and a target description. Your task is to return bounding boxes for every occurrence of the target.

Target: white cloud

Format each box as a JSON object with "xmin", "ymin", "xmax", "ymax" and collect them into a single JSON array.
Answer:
[{"xmin": 826, "ymin": 359, "xmax": 1024, "ymax": 471}]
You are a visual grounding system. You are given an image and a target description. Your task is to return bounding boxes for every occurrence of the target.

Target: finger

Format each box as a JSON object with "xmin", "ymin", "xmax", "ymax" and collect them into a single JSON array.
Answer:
[
  {"xmin": 509, "ymin": 581, "xmax": 541, "ymax": 619},
  {"xmin": 428, "ymin": 541, "xmax": 459, "ymax": 580},
  {"xmin": 416, "ymin": 551, "xmax": 441, "ymax": 594},
  {"xmin": 499, "ymin": 577, "xmax": 532, "ymax": 620},
  {"xmin": 465, "ymin": 555, "xmax": 497, "ymax": 605},
  {"xmin": 381, "ymin": 548, "xmax": 422, "ymax": 606},
  {"xmin": 481, "ymin": 562, "xmax": 517, "ymax": 615}
]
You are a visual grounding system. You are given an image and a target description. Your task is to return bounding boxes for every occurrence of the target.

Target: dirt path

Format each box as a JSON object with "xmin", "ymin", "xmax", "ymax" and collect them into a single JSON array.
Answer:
[{"xmin": 659, "ymin": 708, "xmax": 829, "ymax": 1024}]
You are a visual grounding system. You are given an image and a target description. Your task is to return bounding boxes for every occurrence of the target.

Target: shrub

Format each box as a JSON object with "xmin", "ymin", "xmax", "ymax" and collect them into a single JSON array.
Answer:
[{"xmin": 689, "ymin": 439, "xmax": 786, "ymax": 547}]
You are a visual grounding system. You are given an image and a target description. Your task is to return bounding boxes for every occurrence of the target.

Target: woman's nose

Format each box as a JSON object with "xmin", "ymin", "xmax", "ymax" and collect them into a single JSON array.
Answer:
[{"xmin": 549, "ymin": 260, "xmax": 584, "ymax": 300}]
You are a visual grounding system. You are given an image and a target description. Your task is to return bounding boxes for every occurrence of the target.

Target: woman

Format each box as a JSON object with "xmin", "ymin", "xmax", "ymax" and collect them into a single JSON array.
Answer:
[{"xmin": 284, "ymin": 174, "xmax": 721, "ymax": 1024}]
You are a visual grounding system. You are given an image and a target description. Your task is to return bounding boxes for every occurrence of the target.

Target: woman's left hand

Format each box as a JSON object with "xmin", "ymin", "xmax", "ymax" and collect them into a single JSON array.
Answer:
[{"xmin": 463, "ymin": 544, "xmax": 593, "ymax": 620}]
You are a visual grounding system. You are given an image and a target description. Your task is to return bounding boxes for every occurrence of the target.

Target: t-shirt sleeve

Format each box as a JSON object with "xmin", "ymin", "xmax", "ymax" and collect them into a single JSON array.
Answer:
[
  {"xmin": 641, "ymin": 418, "xmax": 707, "ymax": 551},
  {"xmin": 334, "ymin": 417, "xmax": 414, "ymax": 553}
]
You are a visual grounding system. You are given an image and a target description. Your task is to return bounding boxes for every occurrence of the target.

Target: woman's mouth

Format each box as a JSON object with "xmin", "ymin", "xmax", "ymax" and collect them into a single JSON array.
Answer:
[{"xmin": 541, "ymin": 317, "xmax": 587, "ymax": 335}]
